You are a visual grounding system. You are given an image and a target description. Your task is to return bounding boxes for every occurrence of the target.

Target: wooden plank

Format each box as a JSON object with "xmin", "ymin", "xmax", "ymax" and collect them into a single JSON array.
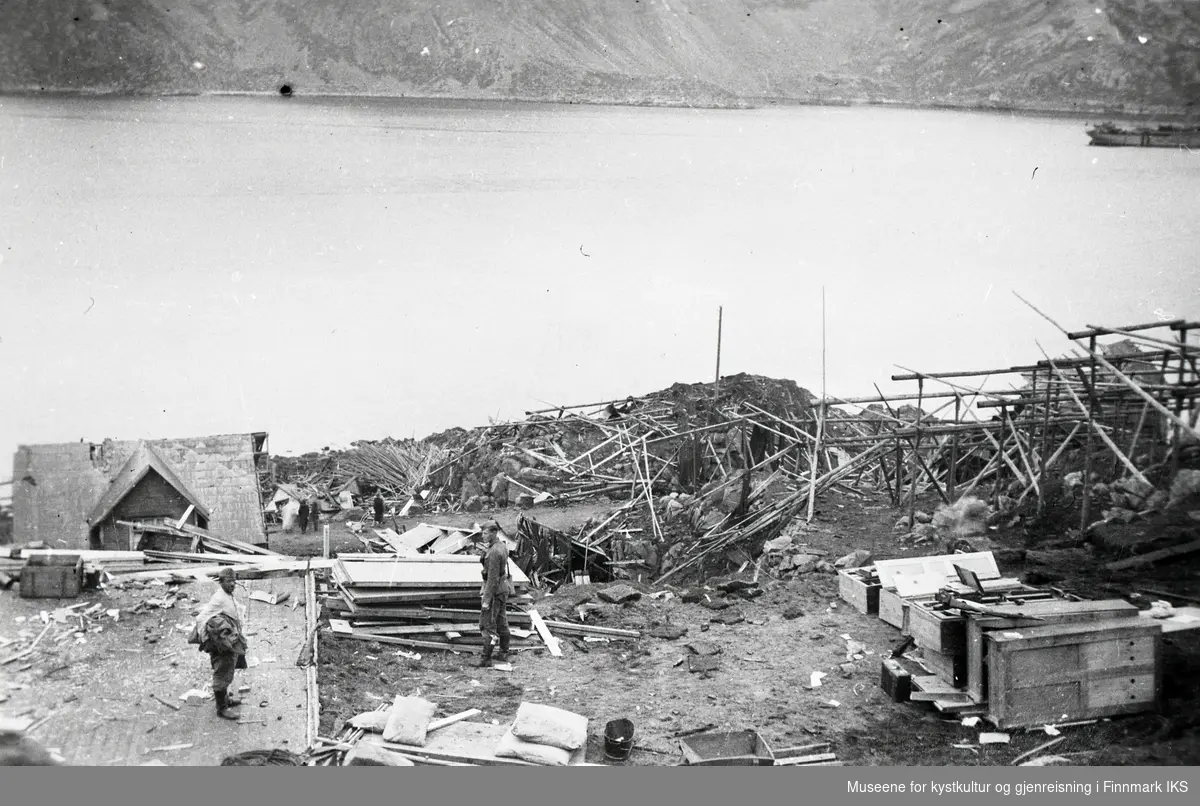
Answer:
[
  {"xmin": 910, "ymin": 690, "xmax": 971, "ymax": 703},
  {"xmin": 338, "ymin": 558, "xmax": 529, "ymax": 588},
  {"xmin": 176, "ymin": 505, "xmax": 195, "ymax": 530},
  {"xmin": 528, "ymin": 609, "xmax": 562, "ymax": 657},
  {"xmin": 773, "ymin": 753, "xmax": 838, "ymax": 766},
  {"xmin": 428, "ymin": 709, "xmax": 483, "ymax": 732},
  {"xmin": 1105, "ymin": 539, "xmax": 1200, "ymax": 571}
]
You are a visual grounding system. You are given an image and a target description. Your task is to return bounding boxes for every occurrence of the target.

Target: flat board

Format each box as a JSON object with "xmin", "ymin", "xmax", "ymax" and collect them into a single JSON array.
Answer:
[
  {"xmin": 338, "ymin": 558, "xmax": 530, "ymax": 588},
  {"xmin": 360, "ymin": 720, "xmax": 586, "ymax": 766},
  {"xmin": 1139, "ymin": 606, "xmax": 1200, "ymax": 634},
  {"xmin": 390, "ymin": 524, "xmax": 447, "ymax": 551},
  {"xmin": 875, "ymin": 552, "xmax": 1000, "ymax": 591}
]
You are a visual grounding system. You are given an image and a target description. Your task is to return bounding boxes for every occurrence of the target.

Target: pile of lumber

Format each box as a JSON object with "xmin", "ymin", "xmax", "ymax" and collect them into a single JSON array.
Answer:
[{"xmin": 325, "ymin": 555, "xmax": 543, "ymax": 654}]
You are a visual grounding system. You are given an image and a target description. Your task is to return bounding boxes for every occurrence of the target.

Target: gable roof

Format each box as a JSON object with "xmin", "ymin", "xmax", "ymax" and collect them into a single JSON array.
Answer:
[{"xmin": 86, "ymin": 441, "xmax": 211, "ymax": 526}]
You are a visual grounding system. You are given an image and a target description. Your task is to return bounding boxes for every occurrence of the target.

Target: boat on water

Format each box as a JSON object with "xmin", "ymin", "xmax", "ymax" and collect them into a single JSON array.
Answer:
[{"xmin": 1086, "ymin": 121, "xmax": 1200, "ymax": 148}]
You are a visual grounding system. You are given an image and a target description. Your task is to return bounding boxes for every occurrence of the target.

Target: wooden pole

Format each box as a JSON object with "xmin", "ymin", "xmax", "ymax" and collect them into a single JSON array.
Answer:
[
  {"xmin": 948, "ymin": 395, "xmax": 960, "ymax": 500},
  {"xmin": 806, "ymin": 403, "xmax": 825, "ymax": 522},
  {"xmin": 1171, "ymin": 327, "xmax": 1189, "ymax": 476},
  {"xmin": 1079, "ymin": 335, "xmax": 1099, "ymax": 534},
  {"xmin": 1037, "ymin": 368, "xmax": 1053, "ymax": 516},
  {"xmin": 714, "ymin": 306, "xmax": 723, "ymax": 400},
  {"xmin": 908, "ymin": 378, "xmax": 924, "ymax": 528},
  {"xmin": 806, "ymin": 289, "xmax": 826, "ymax": 522}
]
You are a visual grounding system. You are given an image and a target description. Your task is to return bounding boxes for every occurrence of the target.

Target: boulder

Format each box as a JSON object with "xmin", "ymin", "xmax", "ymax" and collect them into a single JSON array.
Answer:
[
  {"xmin": 834, "ymin": 549, "xmax": 872, "ymax": 569},
  {"xmin": 762, "ymin": 535, "xmax": 794, "ymax": 554},
  {"xmin": 893, "ymin": 516, "xmax": 912, "ymax": 532},
  {"xmin": 782, "ymin": 604, "xmax": 805, "ymax": 620},
  {"xmin": 515, "ymin": 493, "xmax": 536, "ymax": 508},
  {"xmin": 913, "ymin": 511, "xmax": 933, "ymax": 524},
  {"xmin": 664, "ymin": 498, "xmax": 686, "ymax": 522},
  {"xmin": 793, "ymin": 555, "xmax": 821, "ymax": 575},
  {"xmin": 1169, "ymin": 469, "xmax": 1200, "ymax": 509},
  {"xmin": 464, "ymin": 496, "xmax": 484, "ymax": 513},
  {"xmin": 649, "ymin": 623, "xmax": 688, "ymax": 640},
  {"xmin": 598, "ymin": 584, "xmax": 642, "ymax": 605},
  {"xmin": 681, "ymin": 588, "xmax": 704, "ymax": 604}
]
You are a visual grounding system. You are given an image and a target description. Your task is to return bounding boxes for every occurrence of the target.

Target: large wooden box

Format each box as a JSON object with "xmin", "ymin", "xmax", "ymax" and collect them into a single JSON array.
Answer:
[
  {"xmin": 966, "ymin": 599, "xmax": 1139, "ymax": 703},
  {"xmin": 909, "ymin": 602, "xmax": 967, "ymax": 654},
  {"xmin": 879, "ymin": 588, "xmax": 936, "ymax": 631},
  {"xmin": 20, "ymin": 555, "xmax": 83, "ymax": 599},
  {"xmin": 986, "ymin": 618, "xmax": 1161, "ymax": 728},
  {"xmin": 838, "ymin": 568, "xmax": 880, "ymax": 615}
]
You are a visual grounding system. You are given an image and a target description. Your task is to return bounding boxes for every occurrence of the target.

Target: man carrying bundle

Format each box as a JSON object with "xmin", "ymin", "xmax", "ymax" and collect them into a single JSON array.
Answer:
[
  {"xmin": 189, "ymin": 567, "xmax": 248, "ymax": 721},
  {"xmin": 478, "ymin": 523, "xmax": 513, "ymax": 668}
]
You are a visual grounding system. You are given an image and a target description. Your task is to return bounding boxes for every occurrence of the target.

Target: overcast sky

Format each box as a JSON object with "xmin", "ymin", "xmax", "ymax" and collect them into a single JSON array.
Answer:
[{"xmin": 1, "ymin": 97, "xmax": 1196, "ymax": 492}]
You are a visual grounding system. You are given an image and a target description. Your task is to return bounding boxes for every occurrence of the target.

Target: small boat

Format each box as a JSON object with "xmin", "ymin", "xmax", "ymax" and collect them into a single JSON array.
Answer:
[{"xmin": 1086, "ymin": 121, "xmax": 1200, "ymax": 148}]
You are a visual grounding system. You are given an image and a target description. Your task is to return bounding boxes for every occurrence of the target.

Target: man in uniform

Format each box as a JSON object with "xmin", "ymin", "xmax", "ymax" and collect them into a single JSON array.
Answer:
[
  {"xmin": 478, "ymin": 523, "xmax": 513, "ymax": 667},
  {"xmin": 373, "ymin": 492, "xmax": 385, "ymax": 525},
  {"xmin": 189, "ymin": 567, "xmax": 248, "ymax": 720}
]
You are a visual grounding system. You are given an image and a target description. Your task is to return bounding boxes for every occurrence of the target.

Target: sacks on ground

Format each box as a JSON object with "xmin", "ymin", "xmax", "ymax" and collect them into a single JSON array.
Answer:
[
  {"xmin": 510, "ymin": 701, "xmax": 588, "ymax": 751},
  {"xmin": 493, "ymin": 729, "xmax": 572, "ymax": 767},
  {"xmin": 381, "ymin": 696, "xmax": 438, "ymax": 746},
  {"xmin": 348, "ymin": 711, "xmax": 390, "ymax": 733}
]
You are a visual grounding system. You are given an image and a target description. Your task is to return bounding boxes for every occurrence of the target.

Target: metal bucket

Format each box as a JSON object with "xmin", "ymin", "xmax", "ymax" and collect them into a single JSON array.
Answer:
[{"xmin": 604, "ymin": 718, "xmax": 636, "ymax": 761}]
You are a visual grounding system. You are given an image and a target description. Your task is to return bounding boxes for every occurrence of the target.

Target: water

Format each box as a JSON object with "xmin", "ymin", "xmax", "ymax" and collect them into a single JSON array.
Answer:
[{"xmin": 0, "ymin": 95, "xmax": 1196, "ymax": 457}]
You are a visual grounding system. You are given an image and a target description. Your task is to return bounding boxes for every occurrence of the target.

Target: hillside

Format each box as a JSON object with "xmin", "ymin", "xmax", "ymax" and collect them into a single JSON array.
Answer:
[{"xmin": 2, "ymin": 1, "xmax": 1199, "ymax": 112}]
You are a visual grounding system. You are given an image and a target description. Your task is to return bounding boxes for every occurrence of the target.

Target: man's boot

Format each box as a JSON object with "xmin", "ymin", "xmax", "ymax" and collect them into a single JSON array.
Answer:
[
  {"xmin": 225, "ymin": 689, "xmax": 242, "ymax": 707},
  {"xmin": 494, "ymin": 637, "xmax": 510, "ymax": 665},
  {"xmin": 478, "ymin": 641, "xmax": 494, "ymax": 668},
  {"xmin": 215, "ymin": 690, "xmax": 240, "ymax": 721}
]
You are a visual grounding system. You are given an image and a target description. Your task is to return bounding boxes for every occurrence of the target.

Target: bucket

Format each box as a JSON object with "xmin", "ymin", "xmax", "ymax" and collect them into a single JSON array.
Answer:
[{"xmin": 604, "ymin": 718, "xmax": 636, "ymax": 761}]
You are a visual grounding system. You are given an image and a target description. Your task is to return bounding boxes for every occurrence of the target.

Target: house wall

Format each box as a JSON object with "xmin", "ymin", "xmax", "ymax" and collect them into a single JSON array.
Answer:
[
  {"xmin": 12, "ymin": 433, "xmax": 267, "ymax": 549},
  {"xmin": 11, "ymin": 443, "xmax": 108, "ymax": 549}
]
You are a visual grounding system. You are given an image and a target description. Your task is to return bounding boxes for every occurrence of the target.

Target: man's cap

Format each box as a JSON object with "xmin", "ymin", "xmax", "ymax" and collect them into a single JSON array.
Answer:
[{"xmin": 217, "ymin": 567, "xmax": 236, "ymax": 582}]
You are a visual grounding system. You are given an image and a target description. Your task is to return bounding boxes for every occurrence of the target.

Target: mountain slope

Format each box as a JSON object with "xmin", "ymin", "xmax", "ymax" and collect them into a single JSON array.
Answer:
[{"xmin": 1, "ymin": 0, "xmax": 1198, "ymax": 112}]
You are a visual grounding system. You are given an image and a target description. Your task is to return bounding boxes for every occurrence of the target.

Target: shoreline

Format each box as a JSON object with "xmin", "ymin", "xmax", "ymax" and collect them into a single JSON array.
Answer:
[{"xmin": 0, "ymin": 87, "xmax": 1191, "ymax": 123}]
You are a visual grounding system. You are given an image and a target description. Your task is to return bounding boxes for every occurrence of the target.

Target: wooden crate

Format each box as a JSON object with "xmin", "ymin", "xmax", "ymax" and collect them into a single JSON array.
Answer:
[
  {"xmin": 838, "ymin": 568, "xmax": 880, "ymax": 615},
  {"xmin": 986, "ymin": 617, "xmax": 1161, "ymax": 728},
  {"xmin": 679, "ymin": 730, "xmax": 775, "ymax": 766},
  {"xmin": 908, "ymin": 601, "xmax": 967, "ymax": 654},
  {"xmin": 966, "ymin": 599, "xmax": 1139, "ymax": 703},
  {"xmin": 879, "ymin": 589, "xmax": 936, "ymax": 630},
  {"xmin": 19, "ymin": 556, "xmax": 83, "ymax": 599}
]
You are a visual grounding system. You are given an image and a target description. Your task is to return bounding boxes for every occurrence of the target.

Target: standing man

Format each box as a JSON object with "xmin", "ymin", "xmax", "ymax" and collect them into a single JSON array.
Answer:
[
  {"xmin": 478, "ymin": 523, "xmax": 513, "ymax": 668},
  {"xmin": 189, "ymin": 567, "xmax": 248, "ymax": 721},
  {"xmin": 298, "ymin": 498, "xmax": 310, "ymax": 535},
  {"xmin": 373, "ymin": 492, "xmax": 385, "ymax": 526},
  {"xmin": 308, "ymin": 496, "xmax": 321, "ymax": 535}
]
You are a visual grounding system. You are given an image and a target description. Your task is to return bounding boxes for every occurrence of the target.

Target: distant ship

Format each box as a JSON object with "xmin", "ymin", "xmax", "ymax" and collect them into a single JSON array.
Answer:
[{"xmin": 1086, "ymin": 121, "xmax": 1200, "ymax": 148}]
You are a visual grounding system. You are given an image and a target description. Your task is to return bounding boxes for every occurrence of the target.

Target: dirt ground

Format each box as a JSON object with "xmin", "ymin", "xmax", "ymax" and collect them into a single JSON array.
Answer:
[
  {"xmin": 0, "ymin": 577, "xmax": 309, "ymax": 765},
  {"xmin": 5, "ymin": 488, "xmax": 1194, "ymax": 766},
  {"xmin": 307, "ymin": 491, "xmax": 1200, "ymax": 766}
]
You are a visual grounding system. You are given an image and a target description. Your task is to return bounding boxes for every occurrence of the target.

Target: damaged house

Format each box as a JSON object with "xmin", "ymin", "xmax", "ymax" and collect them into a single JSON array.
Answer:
[{"xmin": 11, "ymin": 432, "xmax": 269, "ymax": 550}]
